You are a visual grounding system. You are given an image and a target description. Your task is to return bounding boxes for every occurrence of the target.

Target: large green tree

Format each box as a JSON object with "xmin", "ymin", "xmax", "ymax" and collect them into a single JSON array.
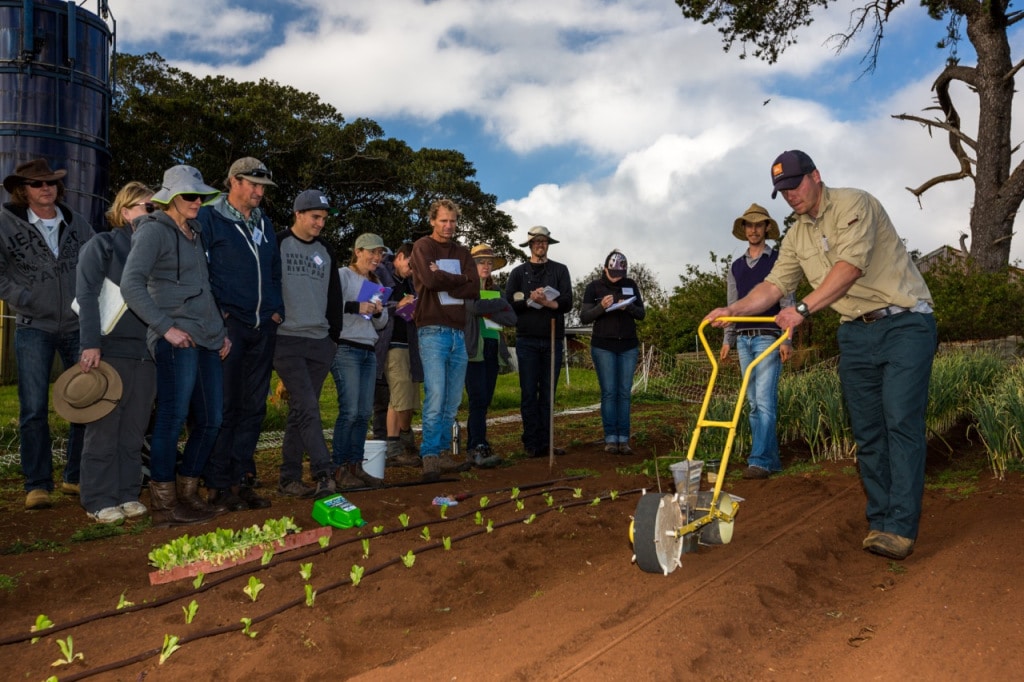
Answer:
[
  {"xmin": 110, "ymin": 53, "xmax": 519, "ymax": 260},
  {"xmin": 674, "ymin": 0, "xmax": 1022, "ymax": 272}
]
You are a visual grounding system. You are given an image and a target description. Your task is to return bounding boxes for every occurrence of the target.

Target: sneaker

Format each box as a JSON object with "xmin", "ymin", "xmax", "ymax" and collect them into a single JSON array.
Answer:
[
  {"xmin": 422, "ymin": 455, "xmax": 441, "ymax": 482},
  {"xmin": 278, "ymin": 479, "xmax": 316, "ymax": 499},
  {"xmin": 742, "ymin": 466, "xmax": 771, "ymax": 480},
  {"xmin": 119, "ymin": 501, "xmax": 148, "ymax": 519},
  {"xmin": 60, "ymin": 481, "xmax": 80, "ymax": 496},
  {"xmin": 617, "ymin": 444, "xmax": 634, "ymax": 455},
  {"xmin": 25, "ymin": 489, "xmax": 52, "ymax": 510},
  {"xmin": 469, "ymin": 445, "xmax": 502, "ymax": 469},
  {"xmin": 87, "ymin": 506, "xmax": 125, "ymax": 524},
  {"xmin": 603, "ymin": 443, "xmax": 619, "ymax": 454},
  {"xmin": 437, "ymin": 450, "xmax": 471, "ymax": 474},
  {"xmin": 313, "ymin": 472, "xmax": 337, "ymax": 499},
  {"xmin": 864, "ymin": 531, "xmax": 915, "ymax": 560}
]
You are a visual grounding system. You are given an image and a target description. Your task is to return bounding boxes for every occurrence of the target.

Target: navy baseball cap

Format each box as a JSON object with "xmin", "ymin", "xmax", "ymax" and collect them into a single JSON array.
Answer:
[
  {"xmin": 293, "ymin": 189, "xmax": 337, "ymax": 214},
  {"xmin": 771, "ymin": 150, "xmax": 816, "ymax": 198}
]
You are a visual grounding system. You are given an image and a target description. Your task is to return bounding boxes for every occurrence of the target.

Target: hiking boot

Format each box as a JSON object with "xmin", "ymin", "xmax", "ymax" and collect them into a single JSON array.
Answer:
[
  {"xmin": 864, "ymin": 531, "xmax": 915, "ymax": 560},
  {"xmin": 333, "ymin": 466, "xmax": 364, "ymax": 491},
  {"xmin": 530, "ymin": 446, "xmax": 566, "ymax": 458},
  {"xmin": 349, "ymin": 462, "xmax": 385, "ymax": 489},
  {"xmin": 149, "ymin": 481, "xmax": 213, "ymax": 527},
  {"xmin": 25, "ymin": 489, "xmax": 52, "ymax": 510},
  {"xmin": 399, "ymin": 428, "xmax": 417, "ymax": 455},
  {"xmin": 422, "ymin": 455, "xmax": 441, "ymax": 483},
  {"xmin": 438, "ymin": 450, "xmax": 471, "ymax": 474},
  {"xmin": 862, "ymin": 529, "xmax": 883, "ymax": 549},
  {"xmin": 617, "ymin": 444, "xmax": 635, "ymax": 455},
  {"xmin": 87, "ymin": 506, "xmax": 125, "ymax": 524},
  {"xmin": 237, "ymin": 482, "xmax": 272, "ymax": 510},
  {"xmin": 278, "ymin": 479, "xmax": 316, "ymax": 498},
  {"xmin": 60, "ymin": 481, "xmax": 80, "ymax": 496},
  {"xmin": 385, "ymin": 439, "xmax": 405, "ymax": 466},
  {"xmin": 742, "ymin": 466, "xmax": 771, "ymax": 480},
  {"xmin": 178, "ymin": 476, "xmax": 228, "ymax": 516},
  {"xmin": 119, "ymin": 501, "xmax": 148, "ymax": 519},
  {"xmin": 389, "ymin": 450, "xmax": 421, "ymax": 468},
  {"xmin": 313, "ymin": 472, "xmax": 337, "ymax": 499},
  {"xmin": 603, "ymin": 443, "xmax": 619, "ymax": 454},
  {"xmin": 469, "ymin": 445, "xmax": 502, "ymax": 469},
  {"xmin": 208, "ymin": 488, "xmax": 248, "ymax": 512}
]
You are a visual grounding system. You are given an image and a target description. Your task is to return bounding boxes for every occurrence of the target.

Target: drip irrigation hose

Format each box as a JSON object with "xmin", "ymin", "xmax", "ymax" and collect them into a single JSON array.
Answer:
[
  {"xmin": 0, "ymin": 474, "xmax": 598, "ymax": 647},
  {"xmin": 31, "ymin": 485, "xmax": 646, "ymax": 682}
]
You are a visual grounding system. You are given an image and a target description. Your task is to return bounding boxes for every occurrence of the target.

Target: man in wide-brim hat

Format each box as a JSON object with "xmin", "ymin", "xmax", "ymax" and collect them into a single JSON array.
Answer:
[{"xmin": 1, "ymin": 158, "xmax": 95, "ymax": 509}]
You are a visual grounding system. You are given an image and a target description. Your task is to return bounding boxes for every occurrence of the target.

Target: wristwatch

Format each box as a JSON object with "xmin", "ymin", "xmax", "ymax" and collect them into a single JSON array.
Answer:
[{"xmin": 795, "ymin": 300, "xmax": 811, "ymax": 318}]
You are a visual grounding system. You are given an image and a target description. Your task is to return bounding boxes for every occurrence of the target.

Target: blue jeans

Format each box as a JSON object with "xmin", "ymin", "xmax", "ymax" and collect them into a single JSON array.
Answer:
[
  {"xmin": 465, "ymin": 338, "xmax": 499, "ymax": 449},
  {"xmin": 591, "ymin": 345, "xmax": 638, "ymax": 444},
  {"xmin": 418, "ymin": 326, "xmax": 467, "ymax": 457},
  {"xmin": 150, "ymin": 340, "xmax": 224, "ymax": 483},
  {"xmin": 515, "ymin": 336, "xmax": 563, "ymax": 452},
  {"xmin": 736, "ymin": 333, "xmax": 783, "ymax": 472},
  {"xmin": 330, "ymin": 344, "xmax": 377, "ymax": 466},
  {"xmin": 838, "ymin": 312, "xmax": 936, "ymax": 540},
  {"xmin": 204, "ymin": 317, "xmax": 276, "ymax": 489},
  {"xmin": 15, "ymin": 327, "xmax": 84, "ymax": 490}
]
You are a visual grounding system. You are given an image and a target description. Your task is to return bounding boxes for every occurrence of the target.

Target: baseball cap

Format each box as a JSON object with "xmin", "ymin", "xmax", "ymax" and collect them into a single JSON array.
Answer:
[
  {"xmin": 228, "ymin": 157, "xmax": 277, "ymax": 187},
  {"xmin": 605, "ymin": 252, "xmax": 627, "ymax": 278},
  {"xmin": 293, "ymin": 189, "xmax": 336, "ymax": 213},
  {"xmin": 354, "ymin": 233, "xmax": 386, "ymax": 251},
  {"xmin": 770, "ymin": 150, "xmax": 816, "ymax": 198}
]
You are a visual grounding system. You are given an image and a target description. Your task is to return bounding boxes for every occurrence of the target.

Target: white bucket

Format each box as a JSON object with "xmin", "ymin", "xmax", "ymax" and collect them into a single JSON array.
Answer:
[{"xmin": 363, "ymin": 440, "xmax": 386, "ymax": 480}]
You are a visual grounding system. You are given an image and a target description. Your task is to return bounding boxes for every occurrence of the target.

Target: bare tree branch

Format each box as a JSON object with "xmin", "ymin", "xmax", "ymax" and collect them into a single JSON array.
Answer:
[{"xmin": 891, "ymin": 113, "xmax": 977, "ymax": 150}]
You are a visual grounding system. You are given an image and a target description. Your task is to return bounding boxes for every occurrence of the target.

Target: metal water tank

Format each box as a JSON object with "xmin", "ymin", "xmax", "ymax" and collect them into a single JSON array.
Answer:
[{"xmin": 0, "ymin": 0, "xmax": 114, "ymax": 229}]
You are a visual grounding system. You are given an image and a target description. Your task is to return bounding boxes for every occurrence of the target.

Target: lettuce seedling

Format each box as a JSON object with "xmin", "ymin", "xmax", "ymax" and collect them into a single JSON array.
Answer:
[
  {"xmin": 243, "ymin": 576, "xmax": 264, "ymax": 602},
  {"xmin": 51, "ymin": 636, "xmax": 83, "ymax": 666},
  {"xmin": 183, "ymin": 600, "xmax": 198, "ymax": 624},
  {"xmin": 159, "ymin": 634, "xmax": 180, "ymax": 664},
  {"xmin": 350, "ymin": 564, "xmax": 365, "ymax": 586}
]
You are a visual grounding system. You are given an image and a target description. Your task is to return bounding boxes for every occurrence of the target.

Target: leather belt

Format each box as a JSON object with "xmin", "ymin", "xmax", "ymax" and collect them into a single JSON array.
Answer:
[
  {"xmin": 859, "ymin": 305, "xmax": 910, "ymax": 323},
  {"xmin": 736, "ymin": 328, "xmax": 781, "ymax": 337}
]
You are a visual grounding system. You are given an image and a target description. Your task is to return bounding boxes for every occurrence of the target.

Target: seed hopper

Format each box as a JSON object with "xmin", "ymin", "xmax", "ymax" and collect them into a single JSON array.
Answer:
[{"xmin": 630, "ymin": 317, "xmax": 790, "ymax": 574}]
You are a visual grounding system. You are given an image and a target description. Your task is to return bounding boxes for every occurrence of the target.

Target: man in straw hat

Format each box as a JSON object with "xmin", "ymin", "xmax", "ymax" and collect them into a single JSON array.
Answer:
[
  {"xmin": 719, "ymin": 203, "xmax": 793, "ymax": 480},
  {"xmin": 505, "ymin": 225, "xmax": 573, "ymax": 458},
  {"xmin": 0, "ymin": 158, "xmax": 95, "ymax": 509},
  {"xmin": 705, "ymin": 150, "xmax": 935, "ymax": 561}
]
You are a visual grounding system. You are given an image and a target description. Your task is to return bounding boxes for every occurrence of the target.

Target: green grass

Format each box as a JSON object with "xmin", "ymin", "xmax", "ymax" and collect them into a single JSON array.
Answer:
[
  {"xmin": 0, "ymin": 573, "xmax": 18, "ymax": 592},
  {"xmin": 0, "ymin": 538, "xmax": 68, "ymax": 555},
  {"xmin": 926, "ymin": 467, "xmax": 982, "ymax": 500}
]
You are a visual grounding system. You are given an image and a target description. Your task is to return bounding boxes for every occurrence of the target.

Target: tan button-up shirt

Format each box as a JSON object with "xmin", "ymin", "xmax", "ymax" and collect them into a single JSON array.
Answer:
[{"xmin": 765, "ymin": 185, "xmax": 932, "ymax": 322}]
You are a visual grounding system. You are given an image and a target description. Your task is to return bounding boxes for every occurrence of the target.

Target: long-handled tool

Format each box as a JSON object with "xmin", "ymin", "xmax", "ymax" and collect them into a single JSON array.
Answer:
[{"xmin": 629, "ymin": 317, "xmax": 789, "ymax": 574}]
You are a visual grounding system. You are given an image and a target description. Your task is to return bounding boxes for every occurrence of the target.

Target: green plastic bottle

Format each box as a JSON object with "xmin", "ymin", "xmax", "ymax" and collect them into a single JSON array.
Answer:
[{"xmin": 312, "ymin": 494, "xmax": 366, "ymax": 529}]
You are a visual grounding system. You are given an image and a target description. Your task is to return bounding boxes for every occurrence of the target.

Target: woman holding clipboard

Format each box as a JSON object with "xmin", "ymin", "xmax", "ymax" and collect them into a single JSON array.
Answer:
[
  {"xmin": 579, "ymin": 250, "xmax": 645, "ymax": 455},
  {"xmin": 330, "ymin": 233, "xmax": 390, "ymax": 490}
]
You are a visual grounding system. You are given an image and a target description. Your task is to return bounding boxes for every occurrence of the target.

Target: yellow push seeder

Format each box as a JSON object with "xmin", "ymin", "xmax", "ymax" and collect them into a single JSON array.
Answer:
[{"xmin": 630, "ymin": 317, "xmax": 790, "ymax": 574}]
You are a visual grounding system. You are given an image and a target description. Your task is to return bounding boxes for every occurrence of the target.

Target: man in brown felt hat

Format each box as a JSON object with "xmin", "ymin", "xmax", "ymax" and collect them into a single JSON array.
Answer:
[
  {"xmin": 1, "ymin": 158, "xmax": 95, "ymax": 509},
  {"xmin": 719, "ymin": 203, "xmax": 793, "ymax": 480}
]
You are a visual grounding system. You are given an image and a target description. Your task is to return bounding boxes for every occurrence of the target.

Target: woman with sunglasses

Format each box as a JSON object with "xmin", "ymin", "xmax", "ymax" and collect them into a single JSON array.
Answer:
[
  {"xmin": 121, "ymin": 166, "xmax": 230, "ymax": 527},
  {"xmin": 74, "ymin": 182, "xmax": 160, "ymax": 523}
]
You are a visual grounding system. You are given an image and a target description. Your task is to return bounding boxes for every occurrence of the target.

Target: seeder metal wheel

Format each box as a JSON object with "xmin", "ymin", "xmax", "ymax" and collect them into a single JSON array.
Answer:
[
  {"xmin": 699, "ymin": 492, "xmax": 736, "ymax": 545},
  {"xmin": 632, "ymin": 493, "xmax": 684, "ymax": 575}
]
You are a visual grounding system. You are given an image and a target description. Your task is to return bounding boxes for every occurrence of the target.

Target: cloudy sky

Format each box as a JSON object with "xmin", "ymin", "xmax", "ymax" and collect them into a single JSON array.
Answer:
[{"xmin": 112, "ymin": 0, "xmax": 1024, "ymax": 293}]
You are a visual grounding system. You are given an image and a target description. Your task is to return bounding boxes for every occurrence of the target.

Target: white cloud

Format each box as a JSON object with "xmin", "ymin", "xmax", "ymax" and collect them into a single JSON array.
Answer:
[{"xmin": 114, "ymin": 0, "xmax": 1024, "ymax": 292}]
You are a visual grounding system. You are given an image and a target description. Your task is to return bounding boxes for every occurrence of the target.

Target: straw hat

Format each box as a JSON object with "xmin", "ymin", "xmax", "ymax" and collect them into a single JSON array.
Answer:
[
  {"xmin": 52, "ymin": 362, "xmax": 123, "ymax": 424},
  {"xmin": 732, "ymin": 203, "xmax": 780, "ymax": 241},
  {"xmin": 470, "ymin": 244, "xmax": 507, "ymax": 270}
]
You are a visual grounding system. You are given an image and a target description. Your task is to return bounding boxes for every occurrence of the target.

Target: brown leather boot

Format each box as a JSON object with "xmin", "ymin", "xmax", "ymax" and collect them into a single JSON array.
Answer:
[
  {"xmin": 148, "ymin": 481, "xmax": 214, "ymax": 527},
  {"xmin": 177, "ymin": 476, "xmax": 227, "ymax": 515},
  {"xmin": 349, "ymin": 462, "xmax": 384, "ymax": 489}
]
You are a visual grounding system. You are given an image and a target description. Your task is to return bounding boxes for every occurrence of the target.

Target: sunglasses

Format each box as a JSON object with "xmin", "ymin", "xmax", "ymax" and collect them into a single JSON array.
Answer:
[
  {"xmin": 240, "ymin": 169, "xmax": 272, "ymax": 179},
  {"xmin": 24, "ymin": 180, "xmax": 59, "ymax": 188},
  {"xmin": 133, "ymin": 201, "xmax": 157, "ymax": 214},
  {"xmin": 177, "ymin": 193, "xmax": 204, "ymax": 202}
]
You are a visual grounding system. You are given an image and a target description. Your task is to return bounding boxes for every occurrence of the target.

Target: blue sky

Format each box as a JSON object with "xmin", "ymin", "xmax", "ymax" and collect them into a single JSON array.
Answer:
[{"xmin": 112, "ymin": 0, "xmax": 1024, "ymax": 292}]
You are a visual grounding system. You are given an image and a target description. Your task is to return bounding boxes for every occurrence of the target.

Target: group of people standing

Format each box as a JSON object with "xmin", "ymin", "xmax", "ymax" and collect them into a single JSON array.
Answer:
[{"xmin": 1, "ymin": 155, "xmax": 650, "ymax": 528}]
